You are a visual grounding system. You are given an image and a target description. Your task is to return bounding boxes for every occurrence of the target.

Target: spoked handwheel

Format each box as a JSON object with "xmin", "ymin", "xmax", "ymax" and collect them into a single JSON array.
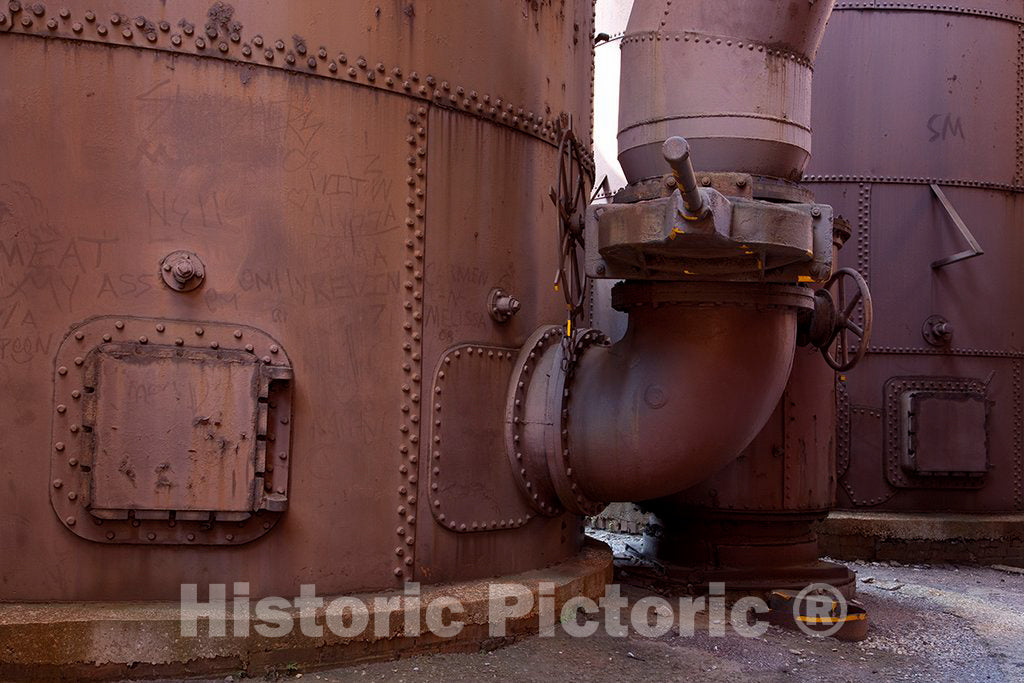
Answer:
[
  {"xmin": 818, "ymin": 267, "xmax": 873, "ymax": 372},
  {"xmin": 549, "ymin": 127, "xmax": 593, "ymax": 327}
]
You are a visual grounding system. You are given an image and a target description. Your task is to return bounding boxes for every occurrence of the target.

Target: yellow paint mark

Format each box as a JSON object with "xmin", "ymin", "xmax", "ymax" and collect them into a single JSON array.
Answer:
[
  {"xmin": 798, "ymin": 275, "xmax": 814, "ymax": 283},
  {"xmin": 797, "ymin": 614, "xmax": 868, "ymax": 624}
]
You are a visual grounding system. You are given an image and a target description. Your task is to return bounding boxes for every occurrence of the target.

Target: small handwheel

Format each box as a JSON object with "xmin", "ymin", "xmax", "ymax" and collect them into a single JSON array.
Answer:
[
  {"xmin": 820, "ymin": 267, "xmax": 873, "ymax": 372},
  {"xmin": 550, "ymin": 127, "xmax": 593, "ymax": 324}
]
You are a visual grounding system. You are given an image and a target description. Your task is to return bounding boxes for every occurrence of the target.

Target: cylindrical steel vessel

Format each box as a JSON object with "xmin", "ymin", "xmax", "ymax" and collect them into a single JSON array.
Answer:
[
  {"xmin": 617, "ymin": 0, "xmax": 834, "ymax": 182},
  {"xmin": 0, "ymin": 0, "xmax": 593, "ymax": 602},
  {"xmin": 807, "ymin": 1, "xmax": 1024, "ymax": 516}
]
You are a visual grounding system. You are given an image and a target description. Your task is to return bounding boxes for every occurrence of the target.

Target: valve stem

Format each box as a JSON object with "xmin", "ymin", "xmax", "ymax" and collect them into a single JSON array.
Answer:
[{"xmin": 662, "ymin": 136, "xmax": 707, "ymax": 220}]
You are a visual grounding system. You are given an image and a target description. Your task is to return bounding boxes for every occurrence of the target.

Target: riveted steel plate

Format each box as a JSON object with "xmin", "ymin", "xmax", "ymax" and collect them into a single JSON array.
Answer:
[
  {"xmin": 429, "ymin": 343, "xmax": 535, "ymax": 533},
  {"xmin": 884, "ymin": 376, "xmax": 988, "ymax": 489},
  {"xmin": 50, "ymin": 316, "xmax": 293, "ymax": 544}
]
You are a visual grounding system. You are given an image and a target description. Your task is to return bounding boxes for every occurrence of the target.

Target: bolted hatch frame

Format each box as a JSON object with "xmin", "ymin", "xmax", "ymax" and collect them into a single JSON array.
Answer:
[{"xmin": 49, "ymin": 316, "xmax": 293, "ymax": 545}]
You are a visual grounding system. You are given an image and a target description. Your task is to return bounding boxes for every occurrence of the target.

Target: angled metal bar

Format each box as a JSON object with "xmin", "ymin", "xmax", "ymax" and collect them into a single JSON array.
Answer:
[{"xmin": 929, "ymin": 183, "xmax": 984, "ymax": 268}]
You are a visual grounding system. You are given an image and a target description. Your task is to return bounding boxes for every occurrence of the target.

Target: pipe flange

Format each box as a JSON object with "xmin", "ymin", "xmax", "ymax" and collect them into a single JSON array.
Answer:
[
  {"xmin": 611, "ymin": 281, "xmax": 815, "ymax": 312},
  {"xmin": 504, "ymin": 325, "xmax": 565, "ymax": 516},
  {"xmin": 548, "ymin": 329, "xmax": 610, "ymax": 516}
]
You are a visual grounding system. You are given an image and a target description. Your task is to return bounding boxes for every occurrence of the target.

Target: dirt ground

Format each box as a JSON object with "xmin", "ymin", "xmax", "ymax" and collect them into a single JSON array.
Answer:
[{"xmin": 178, "ymin": 533, "xmax": 1024, "ymax": 683}]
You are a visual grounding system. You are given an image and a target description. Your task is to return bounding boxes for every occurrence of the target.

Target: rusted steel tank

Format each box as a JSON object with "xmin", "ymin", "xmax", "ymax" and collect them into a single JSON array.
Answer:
[
  {"xmin": 617, "ymin": 0, "xmax": 834, "ymax": 182},
  {"xmin": 0, "ymin": 0, "xmax": 595, "ymax": 605},
  {"xmin": 806, "ymin": 1, "xmax": 1024, "ymax": 528}
]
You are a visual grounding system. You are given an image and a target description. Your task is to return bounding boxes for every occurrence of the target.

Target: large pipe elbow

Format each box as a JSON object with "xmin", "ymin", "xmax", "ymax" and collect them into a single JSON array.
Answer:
[
  {"xmin": 507, "ymin": 283, "xmax": 810, "ymax": 516},
  {"xmin": 567, "ymin": 301, "xmax": 797, "ymax": 503}
]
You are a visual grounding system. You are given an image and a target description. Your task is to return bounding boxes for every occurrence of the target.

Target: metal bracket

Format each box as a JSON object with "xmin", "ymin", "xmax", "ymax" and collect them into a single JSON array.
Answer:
[{"xmin": 929, "ymin": 183, "xmax": 983, "ymax": 269}]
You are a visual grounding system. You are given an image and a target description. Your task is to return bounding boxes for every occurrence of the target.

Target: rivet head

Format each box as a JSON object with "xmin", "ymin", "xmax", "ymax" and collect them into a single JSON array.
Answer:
[
  {"xmin": 147, "ymin": 532, "xmax": 156, "ymax": 540},
  {"xmin": 58, "ymin": 366, "xmax": 67, "ymax": 375},
  {"xmin": 65, "ymin": 516, "xmax": 76, "ymax": 526},
  {"xmin": 52, "ymin": 479, "xmax": 63, "ymax": 489},
  {"xmin": 187, "ymin": 533, "xmax": 195, "ymax": 541}
]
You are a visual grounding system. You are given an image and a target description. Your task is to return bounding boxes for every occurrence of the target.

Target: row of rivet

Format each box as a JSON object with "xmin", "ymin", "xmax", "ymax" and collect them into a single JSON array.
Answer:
[
  {"xmin": 558, "ymin": 330, "xmax": 610, "ymax": 515},
  {"xmin": 1017, "ymin": 25, "xmax": 1024, "ymax": 186},
  {"xmin": 835, "ymin": 378, "xmax": 852, "ymax": 478},
  {"xmin": 1013, "ymin": 361, "xmax": 1023, "ymax": 509},
  {"xmin": 52, "ymin": 319, "xmax": 282, "ymax": 538},
  {"xmin": 509, "ymin": 329, "xmax": 564, "ymax": 515},
  {"xmin": 395, "ymin": 106, "xmax": 428, "ymax": 581},
  {"xmin": 804, "ymin": 174, "xmax": 1024, "ymax": 194},
  {"xmin": 620, "ymin": 30, "xmax": 814, "ymax": 68},
  {"xmin": 856, "ymin": 183, "xmax": 871, "ymax": 297},
  {"xmin": 432, "ymin": 346, "xmax": 532, "ymax": 531},
  {"xmin": 834, "ymin": 2, "xmax": 1024, "ymax": 24},
  {"xmin": 0, "ymin": 1, "xmax": 593, "ymax": 155},
  {"xmin": 589, "ymin": 0, "xmax": 596, "ymax": 155},
  {"xmin": 867, "ymin": 345, "xmax": 1024, "ymax": 359}
]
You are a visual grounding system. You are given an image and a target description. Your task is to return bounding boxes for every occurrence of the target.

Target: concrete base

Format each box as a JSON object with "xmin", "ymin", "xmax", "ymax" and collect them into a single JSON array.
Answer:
[
  {"xmin": 0, "ymin": 542, "xmax": 613, "ymax": 681},
  {"xmin": 818, "ymin": 511, "xmax": 1024, "ymax": 565}
]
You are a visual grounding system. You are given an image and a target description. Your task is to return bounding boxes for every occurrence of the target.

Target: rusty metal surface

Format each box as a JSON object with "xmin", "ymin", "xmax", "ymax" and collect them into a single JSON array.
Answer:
[
  {"xmin": 566, "ymin": 285, "xmax": 801, "ymax": 504},
  {"xmin": 807, "ymin": 1, "xmax": 1024, "ymax": 513},
  {"xmin": 617, "ymin": 0, "xmax": 836, "ymax": 182},
  {"xmin": 664, "ymin": 345, "xmax": 838, "ymax": 515},
  {"xmin": 639, "ymin": 343, "xmax": 843, "ymax": 583},
  {"xmin": 428, "ymin": 342, "xmax": 536, "ymax": 533},
  {"xmin": 0, "ymin": 0, "xmax": 594, "ymax": 601}
]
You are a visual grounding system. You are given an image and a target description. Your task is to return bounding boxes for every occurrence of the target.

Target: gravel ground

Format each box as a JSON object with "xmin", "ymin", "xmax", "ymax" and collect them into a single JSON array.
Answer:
[{"xmin": 185, "ymin": 534, "xmax": 1024, "ymax": 683}]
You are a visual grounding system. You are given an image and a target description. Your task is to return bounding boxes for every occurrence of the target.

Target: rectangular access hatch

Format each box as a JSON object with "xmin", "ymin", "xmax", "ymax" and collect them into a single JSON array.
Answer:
[
  {"xmin": 90, "ymin": 344, "xmax": 261, "ymax": 514},
  {"xmin": 51, "ymin": 316, "xmax": 293, "ymax": 544}
]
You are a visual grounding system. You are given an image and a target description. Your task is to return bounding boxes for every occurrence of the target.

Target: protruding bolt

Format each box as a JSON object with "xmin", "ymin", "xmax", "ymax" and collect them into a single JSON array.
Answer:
[
  {"xmin": 160, "ymin": 250, "xmax": 205, "ymax": 291},
  {"xmin": 172, "ymin": 259, "xmax": 195, "ymax": 283},
  {"xmin": 811, "ymin": 206, "xmax": 822, "ymax": 218},
  {"xmin": 488, "ymin": 288, "xmax": 521, "ymax": 323}
]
